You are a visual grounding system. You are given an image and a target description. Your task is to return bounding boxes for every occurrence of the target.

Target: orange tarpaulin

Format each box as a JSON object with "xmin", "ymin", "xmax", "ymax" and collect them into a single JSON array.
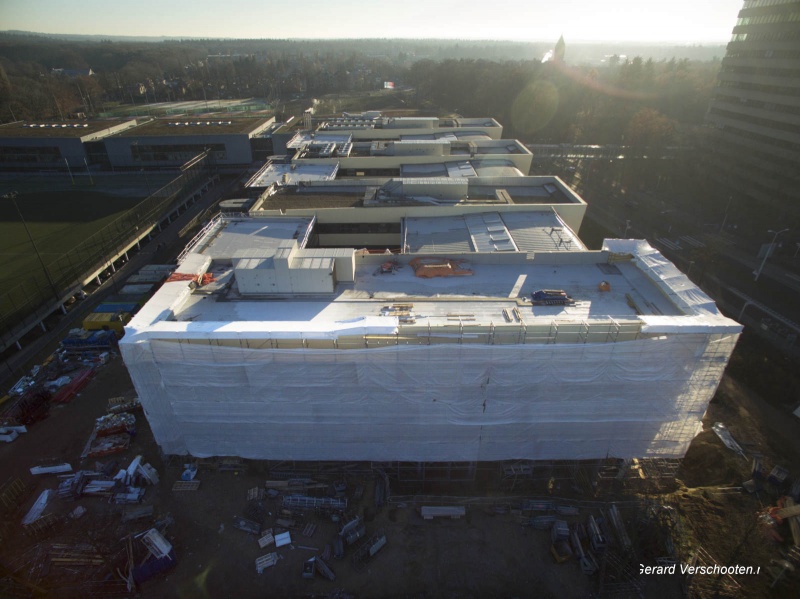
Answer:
[
  {"xmin": 409, "ymin": 257, "xmax": 473, "ymax": 278},
  {"xmin": 165, "ymin": 273, "xmax": 216, "ymax": 286}
]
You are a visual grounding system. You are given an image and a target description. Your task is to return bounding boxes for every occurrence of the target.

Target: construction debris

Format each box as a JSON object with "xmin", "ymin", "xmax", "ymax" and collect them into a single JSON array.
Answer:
[
  {"xmin": 551, "ymin": 520, "xmax": 570, "ymax": 543},
  {"xmin": 256, "ymin": 552, "xmax": 279, "ymax": 574},
  {"xmin": 107, "ymin": 396, "xmax": 142, "ymax": 414},
  {"xmin": 351, "ymin": 529, "xmax": 387, "ymax": 569},
  {"xmin": 247, "ymin": 487, "xmax": 266, "ymax": 502},
  {"xmin": 233, "ymin": 516, "xmax": 261, "ymax": 535},
  {"xmin": 22, "ymin": 490, "xmax": 52, "ymax": 526},
  {"xmin": 607, "ymin": 504, "xmax": 632, "ymax": 552},
  {"xmin": 141, "ymin": 528, "xmax": 173, "ymax": 559},
  {"xmin": 769, "ymin": 465, "xmax": 789, "ymax": 487},
  {"xmin": 54, "ymin": 457, "xmax": 158, "ymax": 503},
  {"xmin": 181, "ymin": 464, "xmax": 198, "ymax": 480},
  {"xmin": 95, "ymin": 412, "xmax": 136, "ymax": 437},
  {"xmin": 531, "ymin": 515, "xmax": 557, "ymax": 530},
  {"xmin": 283, "ymin": 495, "xmax": 347, "ymax": 512},
  {"xmin": 783, "ymin": 497, "xmax": 800, "ymax": 547},
  {"xmin": 50, "ymin": 367, "xmax": 95, "ymax": 404},
  {"xmin": 712, "ymin": 422, "xmax": 746, "ymax": 459},
  {"xmin": 122, "ymin": 505, "xmax": 155, "ymax": 522},
  {"xmin": 172, "ymin": 480, "xmax": 201, "ymax": 492},
  {"xmin": 0, "ymin": 388, "xmax": 50, "ymax": 427},
  {"xmin": 30, "ymin": 463, "xmax": 72, "ymax": 475},
  {"xmin": 258, "ymin": 530, "xmax": 275, "ymax": 548},
  {"xmin": 550, "ymin": 539, "xmax": 573, "ymax": 563},
  {"xmin": 775, "ymin": 502, "xmax": 800, "ymax": 520},
  {"xmin": 587, "ymin": 515, "xmax": 607, "ymax": 553},
  {"xmin": 302, "ymin": 522, "xmax": 317, "ymax": 538},
  {"xmin": 531, "ymin": 289, "xmax": 575, "ymax": 306},
  {"xmin": 409, "ymin": 257, "xmax": 473, "ymax": 278},
  {"xmin": 48, "ymin": 543, "xmax": 105, "ymax": 566},
  {"xmin": 340, "ymin": 516, "xmax": 366, "ymax": 546},
  {"xmin": 421, "ymin": 506, "xmax": 466, "ymax": 520},
  {"xmin": 82, "ymin": 431, "xmax": 131, "ymax": 459},
  {"xmin": 58, "ymin": 471, "xmax": 101, "ymax": 500},
  {"xmin": 0, "ymin": 425, "xmax": 27, "ymax": 443},
  {"xmin": 315, "ymin": 556, "xmax": 336, "ymax": 581},
  {"xmin": 112, "ymin": 487, "xmax": 146, "ymax": 504},
  {"xmin": 132, "ymin": 538, "xmax": 177, "ymax": 584}
]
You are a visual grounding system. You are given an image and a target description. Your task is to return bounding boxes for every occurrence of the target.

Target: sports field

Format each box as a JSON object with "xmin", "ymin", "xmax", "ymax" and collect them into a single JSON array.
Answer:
[{"xmin": 0, "ymin": 173, "xmax": 175, "ymax": 291}]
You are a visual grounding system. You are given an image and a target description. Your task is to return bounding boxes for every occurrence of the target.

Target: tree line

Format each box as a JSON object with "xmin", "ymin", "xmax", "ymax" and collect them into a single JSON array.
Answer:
[
  {"xmin": 0, "ymin": 33, "xmax": 721, "ymax": 150},
  {"xmin": 406, "ymin": 55, "xmax": 720, "ymax": 147}
]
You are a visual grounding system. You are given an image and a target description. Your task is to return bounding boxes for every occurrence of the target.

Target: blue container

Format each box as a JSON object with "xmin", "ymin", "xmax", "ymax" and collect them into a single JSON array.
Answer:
[{"xmin": 94, "ymin": 302, "xmax": 139, "ymax": 314}]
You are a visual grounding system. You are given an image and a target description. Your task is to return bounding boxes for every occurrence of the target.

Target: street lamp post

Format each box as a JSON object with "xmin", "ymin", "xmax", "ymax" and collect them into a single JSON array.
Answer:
[
  {"xmin": 64, "ymin": 157, "xmax": 74, "ymax": 185},
  {"xmin": 753, "ymin": 228, "xmax": 789, "ymax": 281},
  {"xmin": 4, "ymin": 191, "xmax": 60, "ymax": 302},
  {"xmin": 719, "ymin": 196, "xmax": 732, "ymax": 234}
]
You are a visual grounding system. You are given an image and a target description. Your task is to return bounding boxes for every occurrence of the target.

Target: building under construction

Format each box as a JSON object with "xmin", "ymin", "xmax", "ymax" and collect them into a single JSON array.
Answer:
[{"xmin": 119, "ymin": 172, "xmax": 741, "ymax": 463}]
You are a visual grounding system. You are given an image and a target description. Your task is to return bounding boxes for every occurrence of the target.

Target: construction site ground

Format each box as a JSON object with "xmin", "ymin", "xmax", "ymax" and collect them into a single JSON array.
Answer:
[{"xmin": 2, "ymin": 331, "xmax": 800, "ymax": 598}]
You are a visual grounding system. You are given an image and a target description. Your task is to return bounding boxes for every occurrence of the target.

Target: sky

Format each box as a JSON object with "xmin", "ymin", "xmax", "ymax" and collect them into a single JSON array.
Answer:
[{"xmin": 0, "ymin": 0, "xmax": 743, "ymax": 43}]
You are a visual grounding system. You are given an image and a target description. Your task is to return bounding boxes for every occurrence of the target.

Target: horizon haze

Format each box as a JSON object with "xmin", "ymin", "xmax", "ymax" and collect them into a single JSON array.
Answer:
[{"xmin": 0, "ymin": 0, "xmax": 743, "ymax": 44}]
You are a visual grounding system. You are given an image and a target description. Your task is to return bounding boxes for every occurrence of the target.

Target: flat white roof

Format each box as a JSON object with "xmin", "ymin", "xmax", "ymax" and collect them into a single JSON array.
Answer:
[
  {"xmin": 247, "ymin": 163, "xmax": 338, "ymax": 188},
  {"xmin": 287, "ymin": 132, "xmax": 353, "ymax": 149},
  {"xmin": 125, "ymin": 215, "xmax": 740, "ymax": 342},
  {"xmin": 188, "ymin": 216, "xmax": 315, "ymax": 259},
  {"xmin": 170, "ymin": 256, "xmax": 680, "ymax": 327},
  {"xmin": 401, "ymin": 132, "xmax": 492, "ymax": 141}
]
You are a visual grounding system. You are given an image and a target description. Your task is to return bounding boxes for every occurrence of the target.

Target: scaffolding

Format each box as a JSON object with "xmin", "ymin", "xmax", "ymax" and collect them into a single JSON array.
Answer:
[{"xmin": 122, "ymin": 330, "xmax": 739, "ymax": 462}]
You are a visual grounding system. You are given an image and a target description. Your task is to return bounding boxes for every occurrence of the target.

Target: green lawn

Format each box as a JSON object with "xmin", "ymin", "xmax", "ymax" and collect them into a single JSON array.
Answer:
[
  {"xmin": 0, "ymin": 172, "xmax": 174, "ymax": 292},
  {"xmin": 0, "ymin": 189, "xmax": 144, "ymax": 290}
]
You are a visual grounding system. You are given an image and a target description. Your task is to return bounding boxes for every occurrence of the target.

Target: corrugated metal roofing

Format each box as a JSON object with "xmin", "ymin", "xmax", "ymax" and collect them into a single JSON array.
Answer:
[
  {"xmin": 463, "ymin": 213, "xmax": 519, "ymax": 253},
  {"xmin": 501, "ymin": 211, "xmax": 586, "ymax": 252},
  {"xmin": 403, "ymin": 216, "xmax": 473, "ymax": 254},
  {"xmin": 403, "ymin": 211, "xmax": 585, "ymax": 255}
]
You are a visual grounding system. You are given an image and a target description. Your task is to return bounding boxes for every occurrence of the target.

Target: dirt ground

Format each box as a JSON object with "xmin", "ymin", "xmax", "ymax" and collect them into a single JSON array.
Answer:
[
  {"xmin": 2, "ymin": 345, "xmax": 800, "ymax": 598},
  {"xmin": 666, "ymin": 374, "xmax": 800, "ymax": 598}
]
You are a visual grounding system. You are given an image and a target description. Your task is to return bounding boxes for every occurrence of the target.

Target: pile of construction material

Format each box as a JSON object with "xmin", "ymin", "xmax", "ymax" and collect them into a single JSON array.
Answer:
[
  {"xmin": 81, "ymin": 413, "xmax": 137, "ymax": 459},
  {"xmin": 56, "ymin": 455, "xmax": 158, "ymax": 504},
  {"xmin": 525, "ymin": 501, "xmax": 638, "ymax": 577},
  {"xmin": 1, "ymin": 344, "xmax": 120, "ymax": 439}
]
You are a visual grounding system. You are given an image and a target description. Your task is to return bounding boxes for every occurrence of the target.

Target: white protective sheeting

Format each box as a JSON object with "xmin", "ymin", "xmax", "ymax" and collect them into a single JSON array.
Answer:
[
  {"xmin": 121, "ymin": 331, "xmax": 738, "ymax": 462},
  {"xmin": 603, "ymin": 239, "xmax": 741, "ymax": 333}
]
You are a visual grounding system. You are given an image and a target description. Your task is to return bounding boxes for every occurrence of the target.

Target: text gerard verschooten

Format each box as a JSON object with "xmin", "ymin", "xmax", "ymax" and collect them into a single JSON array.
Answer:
[{"xmin": 640, "ymin": 563, "xmax": 761, "ymax": 575}]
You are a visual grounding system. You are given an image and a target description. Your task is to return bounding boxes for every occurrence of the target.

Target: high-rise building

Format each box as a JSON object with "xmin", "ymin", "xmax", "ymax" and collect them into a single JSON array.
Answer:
[{"xmin": 704, "ymin": 0, "xmax": 800, "ymax": 230}]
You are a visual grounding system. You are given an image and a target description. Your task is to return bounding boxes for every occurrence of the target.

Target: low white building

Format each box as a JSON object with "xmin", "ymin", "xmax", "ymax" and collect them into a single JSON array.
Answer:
[
  {"xmin": 120, "ymin": 204, "xmax": 740, "ymax": 462},
  {"xmin": 290, "ymin": 138, "xmax": 532, "ymax": 178},
  {"xmin": 317, "ymin": 114, "xmax": 503, "ymax": 140}
]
